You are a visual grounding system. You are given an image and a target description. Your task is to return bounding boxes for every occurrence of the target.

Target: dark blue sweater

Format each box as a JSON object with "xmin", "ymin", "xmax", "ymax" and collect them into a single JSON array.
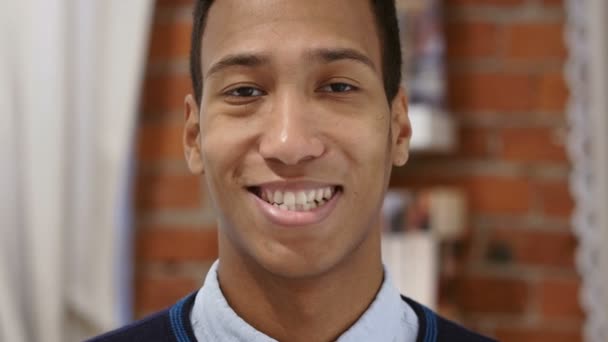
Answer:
[{"xmin": 87, "ymin": 292, "xmax": 496, "ymax": 342}]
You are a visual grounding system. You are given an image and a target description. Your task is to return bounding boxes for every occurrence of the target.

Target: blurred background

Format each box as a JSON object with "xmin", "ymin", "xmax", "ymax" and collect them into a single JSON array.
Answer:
[{"xmin": 2, "ymin": 0, "xmax": 607, "ymax": 341}]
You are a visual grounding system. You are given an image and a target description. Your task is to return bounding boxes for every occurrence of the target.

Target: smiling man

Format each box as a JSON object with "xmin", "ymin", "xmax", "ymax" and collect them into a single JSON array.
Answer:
[{"xmin": 90, "ymin": 0, "xmax": 495, "ymax": 341}]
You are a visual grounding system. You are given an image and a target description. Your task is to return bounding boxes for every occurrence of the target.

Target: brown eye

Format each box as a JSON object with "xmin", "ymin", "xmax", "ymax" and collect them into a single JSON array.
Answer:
[
  {"xmin": 319, "ymin": 82, "xmax": 358, "ymax": 93},
  {"xmin": 226, "ymin": 86, "xmax": 265, "ymax": 97}
]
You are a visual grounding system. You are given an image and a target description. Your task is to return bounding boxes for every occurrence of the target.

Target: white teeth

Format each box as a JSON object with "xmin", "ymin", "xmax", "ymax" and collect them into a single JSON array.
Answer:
[
  {"xmin": 307, "ymin": 190, "xmax": 316, "ymax": 202},
  {"xmin": 260, "ymin": 186, "xmax": 337, "ymax": 212},
  {"xmin": 273, "ymin": 191, "xmax": 283, "ymax": 204},
  {"xmin": 323, "ymin": 187, "xmax": 332, "ymax": 199},
  {"xmin": 296, "ymin": 191, "xmax": 308, "ymax": 205},
  {"xmin": 283, "ymin": 192, "xmax": 296, "ymax": 207},
  {"xmin": 315, "ymin": 189, "xmax": 324, "ymax": 202}
]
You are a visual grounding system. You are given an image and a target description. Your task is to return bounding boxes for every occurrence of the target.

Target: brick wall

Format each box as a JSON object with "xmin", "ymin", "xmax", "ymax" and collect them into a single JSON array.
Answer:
[{"xmin": 135, "ymin": 0, "xmax": 582, "ymax": 341}]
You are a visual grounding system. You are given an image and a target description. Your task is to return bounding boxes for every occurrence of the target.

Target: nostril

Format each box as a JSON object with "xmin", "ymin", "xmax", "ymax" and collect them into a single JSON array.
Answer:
[{"xmin": 258, "ymin": 129, "xmax": 325, "ymax": 166}]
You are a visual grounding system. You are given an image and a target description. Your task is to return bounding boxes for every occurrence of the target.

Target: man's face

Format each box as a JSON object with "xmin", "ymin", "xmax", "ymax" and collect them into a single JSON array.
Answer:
[{"xmin": 184, "ymin": 0, "xmax": 410, "ymax": 278}]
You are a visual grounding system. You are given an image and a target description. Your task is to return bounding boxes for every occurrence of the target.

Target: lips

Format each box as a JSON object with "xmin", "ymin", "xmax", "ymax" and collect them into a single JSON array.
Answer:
[{"xmin": 247, "ymin": 183, "xmax": 342, "ymax": 227}]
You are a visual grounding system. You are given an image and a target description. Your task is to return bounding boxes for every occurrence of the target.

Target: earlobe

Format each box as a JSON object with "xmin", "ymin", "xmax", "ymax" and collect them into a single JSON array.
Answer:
[
  {"xmin": 391, "ymin": 88, "xmax": 411, "ymax": 167},
  {"xmin": 183, "ymin": 94, "xmax": 205, "ymax": 174}
]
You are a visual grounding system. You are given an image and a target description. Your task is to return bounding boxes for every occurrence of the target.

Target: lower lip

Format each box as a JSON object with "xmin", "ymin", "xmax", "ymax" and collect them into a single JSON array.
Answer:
[{"xmin": 250, "ymin": 190, "xmax": 341, "ymax": 227}]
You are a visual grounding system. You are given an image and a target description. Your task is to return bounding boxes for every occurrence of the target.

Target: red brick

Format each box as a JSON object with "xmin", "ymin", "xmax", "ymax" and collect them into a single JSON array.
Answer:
[
  {"xmin": 448, "ymin": 72, "xmax": 535, "ymax": 113},
  {"xmin": 389, "ymin": 172, "xmax": 463, "ymax": 189},
  {"xmin": 487, "ymin": 228, "xmax": 576, "ymax": 268},
  {"xmin": 536, "ymin": 71, "xmax": 568, "ymax": 112},
  {"xmin": 446, "ymin": 21, "xmax": 499, "ymax": 59},
  {"xmin": 495, "ymin": 327, "xmax": 582, "ymax": 342},
  {"xmin": 535, "ymin": 181, "xmax": 574, "ymax": 218},
  {"xmin": 142, "ymin": 74, "xmax": 192, "ymax": 113},
  {"xmin": 459, "ymin": 125, "xmax": 493, "ymax": 158},
  {"xmin": 148, "ymin": 21, "xmax": 193, "ymax": 62},
  {"xmin": 136, "ymin": 173, "xmax": 202, "ymax": 210},
  {"xmin": 465, "ymin": 176, "xmax": 532, "ymax": 215},
  {"xmin": 395, "ymin": 175, "xmax": 533, "ymax": 215},
  {"xmin": 500, "ymin": 126, "xmax": 567, "ymax": 163},
  {"xmin": 135, "ymin": 275, "xmax": 198, "ymax": 315},
  {"xmin": 539, "ymin": 276, "xmax": 584, "ymax": 319},
  {"xmin": 505, "ymin": 22, "xmax": 566, "ymax": 60},
  {"xmin": 456, "ymin": 275, "xmax": 529, "ymax": 314},
  {"xmin": 137, "ymin": 228, "xmax": 218, "ymax": 262},
  {"xmin": 137, "ymin": 122, "xmax": 185, "ymax": 162}
]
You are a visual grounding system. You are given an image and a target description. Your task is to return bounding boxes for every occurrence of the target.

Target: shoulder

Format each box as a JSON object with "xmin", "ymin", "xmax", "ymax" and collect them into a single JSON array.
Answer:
[
  {"xmin": 84, "ymin": 309, "xmax": 173, "ymax": 342},
  {"xmin": 434, "ymin": 315, "xmax": 497, "ymax": 342},
  {"xmin": 400, "ymin": 296, "xmax": 497, "ymax": 342},
  {"xmin": 85, "ymin": 292, "xmax": 198, "ymax": 342}
]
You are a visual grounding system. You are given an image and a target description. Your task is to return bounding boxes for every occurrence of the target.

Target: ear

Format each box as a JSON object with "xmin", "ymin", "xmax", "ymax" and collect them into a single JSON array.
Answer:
[
  {"xmin": 390, "ymin": 87, "xmax": 411, "ymax": 167},
  {"xmin": 183, "ymin": 94, "xmax": 204, "ymax": 174}
]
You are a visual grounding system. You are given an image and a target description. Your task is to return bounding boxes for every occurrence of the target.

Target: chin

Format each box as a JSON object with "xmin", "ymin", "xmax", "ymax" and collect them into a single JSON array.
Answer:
[
  {"xmin": 219, "ymin": 194, "xmax": 381, "ymax": 281},
  {"xmin": 251, "ymin": 229, "xmax": 370, "ymax": 281},
  {"xmin": 257, "ymin": 252, "xmax": 340, "ymax": 280}
]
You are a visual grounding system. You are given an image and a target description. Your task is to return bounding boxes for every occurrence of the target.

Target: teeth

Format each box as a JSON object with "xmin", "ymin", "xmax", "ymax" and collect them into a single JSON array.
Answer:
[
  {"xmin": 296, "ymin": 191, "xmax": 308, "ymax": 205},
  {"xmin": 315, "ymin": 189, "xmax": 324, "ymax": 202},
  {"xmin": 323, "ymin": 187, "xmax": 332, "ymax": 199},
  {"xmin": 261, "ymin": 186, "xmax": 338, "ymax": 212},
  {"xmin": 273, "ymin": 191, "xmax": 283, "ymax": 204},
  {"xmin": 283, "ymin": 192, "xmax": 296, "ymax": 207},
  {"xmin": 307, "ymin": 190, "xmax": 316, "ymax": 202}
]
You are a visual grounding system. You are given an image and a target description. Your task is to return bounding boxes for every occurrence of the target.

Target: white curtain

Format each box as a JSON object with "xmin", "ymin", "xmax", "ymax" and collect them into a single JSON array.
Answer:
[
  {"xmin": 565, "ymin": 0, "xmax": 608, "ymax": 341},
  {"xmin": 0, "ymin": 1, "xmax": 154, "ymax": 341}
]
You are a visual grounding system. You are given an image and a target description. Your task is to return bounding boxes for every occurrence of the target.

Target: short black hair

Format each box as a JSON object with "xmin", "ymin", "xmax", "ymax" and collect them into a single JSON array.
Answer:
[{"xmin": 189, "ymin": 0, "xmax": 402, "ymax": 105}]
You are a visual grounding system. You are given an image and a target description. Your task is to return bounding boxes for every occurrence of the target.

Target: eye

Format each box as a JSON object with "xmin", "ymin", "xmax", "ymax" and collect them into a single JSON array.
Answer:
[
  {"xmin": 225, "ymin": 86, "xmax": 266, "ymax": 97},
  {"xmin": 319, "ymin": 82, "xmax": 358, "ymax": 93}
]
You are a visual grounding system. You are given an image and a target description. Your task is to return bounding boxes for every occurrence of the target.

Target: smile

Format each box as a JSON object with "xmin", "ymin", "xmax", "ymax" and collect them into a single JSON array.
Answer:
[{"xmin": 247, "ymin": 183, "xmax": 342, "ymax": 226}]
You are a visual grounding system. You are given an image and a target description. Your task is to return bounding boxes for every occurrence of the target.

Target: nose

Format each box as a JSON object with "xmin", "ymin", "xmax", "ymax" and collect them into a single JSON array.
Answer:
[{"xmin": 258, "ymin": 92, "xmax": 325, "ymax": 165}]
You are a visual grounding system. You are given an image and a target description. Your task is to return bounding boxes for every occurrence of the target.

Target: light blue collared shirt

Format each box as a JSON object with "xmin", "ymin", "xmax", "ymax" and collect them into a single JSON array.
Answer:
[{"xmin": 190, "ymin": 260, "xmax": 418, "ymax": 341}]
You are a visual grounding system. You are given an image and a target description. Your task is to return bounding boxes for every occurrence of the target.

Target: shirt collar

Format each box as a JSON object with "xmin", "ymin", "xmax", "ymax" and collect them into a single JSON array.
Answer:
[{"xmin": 190, "ymin": 260, "xmax": 418, "ymax": 342}]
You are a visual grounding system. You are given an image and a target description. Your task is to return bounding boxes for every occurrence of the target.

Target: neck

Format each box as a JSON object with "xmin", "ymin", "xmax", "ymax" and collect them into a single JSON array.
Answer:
[{"xmin": 217, "ymin": 229, "xmax": 383, "ymax": 342}]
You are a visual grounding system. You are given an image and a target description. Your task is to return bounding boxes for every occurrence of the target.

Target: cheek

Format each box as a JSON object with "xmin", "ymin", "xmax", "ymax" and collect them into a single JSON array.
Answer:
[
  {"xmin": 199, "ymin": 125, "xmax": 252, "ymax": 228},
  {"xmin": 338, "ymin": 115, "xmax": 392, "ymax": 198},
  {"xmin": 200, "ymin": 129, "xmax": 226, "ymax": 177},
  {"xmin": 200, "ymin": 115, "xmax": 256, "ymax": 176},
  {"xmin": 334, "ymin": 113, "xmax": 391, "ymax": 167}
]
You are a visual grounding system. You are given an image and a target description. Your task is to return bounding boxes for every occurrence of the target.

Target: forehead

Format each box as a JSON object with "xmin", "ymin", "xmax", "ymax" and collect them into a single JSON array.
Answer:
[{"xmin": 200, "ymin": 0, "xmax": 381, "ymax": 74}]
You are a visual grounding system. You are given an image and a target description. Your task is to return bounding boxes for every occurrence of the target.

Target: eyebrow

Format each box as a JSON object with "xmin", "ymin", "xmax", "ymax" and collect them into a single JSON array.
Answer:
[
  {"xmin": 204, "ymin": 47, "xmax": 376, "ymax": 79},
  {"xmin": 306, "ymin": 48, "xmax": 377, "ymax": 72},
  {"xmin": 205, "ymin": 53, "xmax": 270, "ymax": 79}
]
